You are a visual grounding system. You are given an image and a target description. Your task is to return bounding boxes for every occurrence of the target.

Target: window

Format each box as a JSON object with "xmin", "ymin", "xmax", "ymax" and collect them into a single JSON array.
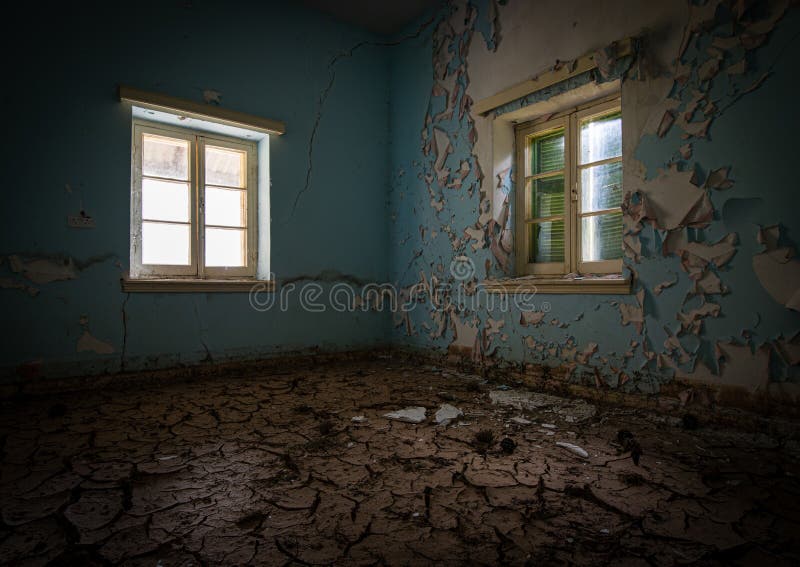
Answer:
[
  {"xmin": 130, "ymin": 120, "xmax": 257, "ymax": 279},
  {"xmin": 515, "ymin": 97, "xmax": 623, "ymax": 276}
]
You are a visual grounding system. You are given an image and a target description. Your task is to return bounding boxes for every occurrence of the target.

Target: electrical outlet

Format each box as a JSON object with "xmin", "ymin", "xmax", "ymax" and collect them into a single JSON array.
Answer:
[{"xmin": 67, "ymin": 215, "xmax": 95, "ymax": 229}]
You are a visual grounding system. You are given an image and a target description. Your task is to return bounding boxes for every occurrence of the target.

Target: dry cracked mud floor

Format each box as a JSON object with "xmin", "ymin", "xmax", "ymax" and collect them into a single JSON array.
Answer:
[{"xmin": 1, "ymin": 358, "xmax": 799, "ymax": 566}]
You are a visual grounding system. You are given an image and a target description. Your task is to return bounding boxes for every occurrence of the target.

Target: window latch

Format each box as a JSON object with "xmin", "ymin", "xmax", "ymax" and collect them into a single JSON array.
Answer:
[{"xmin": 571, "ymin": 188, "xmax": 578, "ymax": 202}]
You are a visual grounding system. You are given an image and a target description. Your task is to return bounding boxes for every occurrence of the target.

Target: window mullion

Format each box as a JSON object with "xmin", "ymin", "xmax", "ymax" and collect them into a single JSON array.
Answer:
[
  {"xmin": 567, "ymin": 112, "xmax": 577, "ymax": 274},
  {"xmin": 195, "ymin": 136, "xmax": 205, "ymax": 278}
]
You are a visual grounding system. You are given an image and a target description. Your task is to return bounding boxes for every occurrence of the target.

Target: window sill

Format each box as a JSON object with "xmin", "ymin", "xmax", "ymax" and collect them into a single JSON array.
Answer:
[
  {"xmin": 121, "ymin": 277, "xmax": 274, "ymax": 293},
  {"xmin": 482, "ymin": 274, "xmax": 631, "ymax": 294}
]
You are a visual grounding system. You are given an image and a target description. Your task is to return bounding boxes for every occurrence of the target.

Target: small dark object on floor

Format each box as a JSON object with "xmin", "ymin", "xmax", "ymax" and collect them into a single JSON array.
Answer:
[
  {"xmin": 48, "ymin": 403, "xmax": 67, "ymax": 418},
  {"xmin": 617, "ymin": 429, "xmax": 643, "ymax": 466},
  {"xmin": 318, "ymin": 420, "xmax": 334, "ymax": 436},
  {"xmin": 465, "ymin": 380, "xmax": 484, "ymax": 393},
  {"xmin": 293, "ymin": 404, "xmax": 313, "ymax": 414},
  {"xmin": 500, "ymin": 437, "xmax": 516, "ymax": 454},
  {"xmin": 682, "ymin": 413, "xmax": 699, "ymax": 430},
  {"xmin": 474, "ymin": 429, "xmax": 495, "ymax": 452}
]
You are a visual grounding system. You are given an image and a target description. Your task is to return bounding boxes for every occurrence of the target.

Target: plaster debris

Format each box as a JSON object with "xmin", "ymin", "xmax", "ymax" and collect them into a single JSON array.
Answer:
[
  {"xmin": 490, "ymin": 390, "xmax": 596, "ymax": 423},
  {"xmin": 510, "ymin": 416, "xmax": 532, "ymax": 425},
  {"xmin": 434, "ymin": 404, "xmax": 463, "ymax": 425},
  {"xmin": 555, "ymin": 441, "xmax": 589, "ymax": 459},
  {"xmin": 384, "ymin": 406, "xmax": 427, "ymax": 424},
  {"xmin": 350, "ymin": 415, "xmax": 367, "ymax": 423}
]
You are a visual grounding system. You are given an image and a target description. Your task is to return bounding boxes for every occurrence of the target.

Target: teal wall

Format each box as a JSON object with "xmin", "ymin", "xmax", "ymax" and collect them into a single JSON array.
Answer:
[{"xmin": 0, "ymin": 1, "xmax": 391, "ymax": 378}]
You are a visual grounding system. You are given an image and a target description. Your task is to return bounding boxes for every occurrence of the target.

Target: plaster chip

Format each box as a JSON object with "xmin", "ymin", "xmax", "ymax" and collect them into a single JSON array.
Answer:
[
  {"xmin": 76, "ymin": 331, "xmax": 115, "ymax": 355},
  {"xmin": 715, "ymin": 342, "xmax": 771, "ymax": 392},
  {"xmin": 555, "ymin": 441, "xmax": 589, "ymax": 459},
  {"xmin": 9, "ymin": 255, "xmax": 78, "ymax": 284},
  {"xmin": 679, "ymin": 233, "xmax": 738, "ymax": 277},
  {"xmin": 677, "ymin": 302, "xmax": 721, "ymax": 334},
  {"xmin": 0, "ymin": 277, "xmax": 39, "ymax": 297},
  {"xmin": 752, "ymin": 249, "xmax": 800, "ymax": 311},
  {"xmin": 520, "ymin": 311, "xmax": 546, "ymax": 327},
  {"xmin": 679, "ymin": 143, "xmax": 693, "ymax": 159},
  {"xmin": 464, "ymin": 226, "xmax": 486, "ymax": 251},
  {"xmin": 657, "ymin": 110, "xmax": 675, "ymax": 137},
  {"xmin": 698, "ymin": 58, "xmax": 721, "ymax": 82},
  {"xmin": 639, "ymin": 166, "xmax": 707, "ymax": 230},
  {"xmin": 432, "ymin": 128, "xmax": 452, "ymax": 185},
  {"xmin": 774, "ymin": 337, "xmax": 800, "ymax": 366},
  {"xmin": 653, "ymin": 275, "xmax": 679, "ymax": 295},
  {"xmin": 202, "ymin": 89, "xmax": 221, "ymax": 104},
  {"xmin": 726, "ymin": 59, "xmax": 747, "ymax": 75},
  {"xmin": 384, "ymin": 407, "xmax": 427, "ymax": 424},
  {"xmin": 693, "ymin": 270, "xmax": 724, "ymax": 294},
  {"xmin": 434, "ymin": 404, "xmax": 463, "ymax": 425},
  {"xmin": 705, "ymin": 167, "xmax": 734, "ymax": 190},
  {"xmin": 576, "ymin": 342, "xmax": 598, "ymax": 364}
]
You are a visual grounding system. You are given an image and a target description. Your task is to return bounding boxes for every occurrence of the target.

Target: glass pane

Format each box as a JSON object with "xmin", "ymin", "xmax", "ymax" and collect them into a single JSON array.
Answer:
[
  {"xmin": 580, "ymin": 111, "xmax": 621, "ymax": 164},
  {"xmin": 206, "ymin": 146, "xmax": 245, "ymax": 187},
  {"xmin": 531, "ymin": 175, "xmax": 565, "ymax": 218},
  {"xmin": 205, "ymin": 187, "xmax": 246, "ymax": 227},
  {"xmin": 142, "ymin": 134, "xmax": 189, "ymax": 180},
  {"xmin": 581, "ymin": 212, "xmax": 623, "ymax": 262},
  {"xmin": 528, "ymin": 220, "xmax": 565, "ymax": 263},
  {"xmin": 142, "ymin": 222, "xmax": 190, "ymax": 265},
  {"xmin": 530, "ymin": 130, "xmax": 564, "ymax": 174},
  {"xmin": 142, "ymin": 179, "xmax": 190, "ymax": 222},
  {"xmin": 581, "ymin": 161, "xmax": 622, "ymax": 213},
  {"xmin": 206, "ymin": 228, "xmax": 245, "ymax": 267}
]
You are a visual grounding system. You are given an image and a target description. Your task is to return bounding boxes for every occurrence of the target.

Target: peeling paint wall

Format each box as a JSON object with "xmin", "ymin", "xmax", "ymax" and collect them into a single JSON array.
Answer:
[
  {"xmin": 0, "ymin": 0, "xmax": 392, "ymax": 379},
  {"xmin": 389, "ymin": 0, "xmax": 800, "ymax": 401}
]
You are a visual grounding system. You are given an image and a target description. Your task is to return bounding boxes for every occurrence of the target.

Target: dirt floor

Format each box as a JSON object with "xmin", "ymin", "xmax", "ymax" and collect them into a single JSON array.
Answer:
[{"xmin": 1, "ymin": 358, "xmax": 799, "ymax": 566}]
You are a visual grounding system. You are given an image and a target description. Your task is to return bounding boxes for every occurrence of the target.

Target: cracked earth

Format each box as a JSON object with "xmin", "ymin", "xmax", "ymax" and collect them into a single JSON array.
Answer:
[{"xmin": 1, "ymin": 358, "xmax": 799, "ymax": 565}]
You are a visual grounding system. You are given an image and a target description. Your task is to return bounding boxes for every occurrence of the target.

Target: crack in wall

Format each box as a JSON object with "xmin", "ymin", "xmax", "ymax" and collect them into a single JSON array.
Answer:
[
  {"xmin": 120, "ymin": 293, "xmax": 129, "ymax": 372},
  {"xmin": 287, "ymin": 13, "xmax": 441, "ymax": 220}
]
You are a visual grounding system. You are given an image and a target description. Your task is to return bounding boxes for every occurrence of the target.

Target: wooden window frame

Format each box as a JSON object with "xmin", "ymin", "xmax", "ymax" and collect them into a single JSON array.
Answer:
[
  {"xmin": 130, "ymin": 119, "xmax": 258, "ymax": 280},
  {"xmin": 515, "ymin": 95, "xmax": 622, "ymax": 277}
]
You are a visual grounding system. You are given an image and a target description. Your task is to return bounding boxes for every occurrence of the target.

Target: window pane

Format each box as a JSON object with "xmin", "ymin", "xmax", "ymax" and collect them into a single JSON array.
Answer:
[
  {"xmin": 142, "ymin": 178, "xmax": 190, "ymax": 222},
  {"xmin": 581, "ymin": 161, "xmax": 622, "ymax": 213},
  {"xmin": 206, "ymin": 146, "xmax": 245, "ymax": 187},
  {"xmin": 581, "ymin": 212, "xmax": 623, "ymax": 262},
  {"xmin": 142, "ymin": 222, "xmax": 190, "ymax": 265},
  {"xmin": 530, "ymin": 130, "xmax": 564, "ymax": 174},
  {"xmin": 580, "ymin": 111, "xmax": 621, "ymax": 164},
  {"xmin": 142, "ymin": 134, "xmax": 189, "ymax": 180},
  {"xmin": 531, "ymin": 175, "xmax": 565, "ymax": 218},
  {"xmin": 206, "ymin": 228, "xmax": 245, "ymax": 267},
  {"xmin": 205, "ymin": 187, "xmax": 246, "ymax": 228},
  {"xmin": 528, "ymin": 220, "xmax": 565, "ymax": 263}
]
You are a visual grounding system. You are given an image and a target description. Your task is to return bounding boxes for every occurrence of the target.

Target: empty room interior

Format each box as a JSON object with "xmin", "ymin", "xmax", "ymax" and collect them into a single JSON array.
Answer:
[{"xmin": 2, "ymin": 0, "xmax": 800, "ymax": 564}]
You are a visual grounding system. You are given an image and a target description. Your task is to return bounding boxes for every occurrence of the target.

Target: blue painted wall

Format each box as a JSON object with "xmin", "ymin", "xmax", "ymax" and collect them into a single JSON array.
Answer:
[
  {"xmin": 0, "ymin": 0, "xmax": 392, "ymax": 378},
  {"xmin": 387, "ymin": 0, "xmax": 800, "ymax": 395}
]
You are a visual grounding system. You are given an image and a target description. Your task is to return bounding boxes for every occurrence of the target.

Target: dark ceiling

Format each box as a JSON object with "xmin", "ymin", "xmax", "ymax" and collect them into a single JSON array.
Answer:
[{"xmin": 302, "ymin": 0, "xmax": 441, "ymax": 36}]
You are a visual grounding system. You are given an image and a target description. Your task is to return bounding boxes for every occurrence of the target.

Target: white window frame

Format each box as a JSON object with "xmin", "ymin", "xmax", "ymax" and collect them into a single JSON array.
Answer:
[
  {"xmin": 515, "ymin": 95, "xmax": 623, "ymax": 277},
  {"xmin": 130, "ymin": 120, "xmax": 258, "ymax": 279}
]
